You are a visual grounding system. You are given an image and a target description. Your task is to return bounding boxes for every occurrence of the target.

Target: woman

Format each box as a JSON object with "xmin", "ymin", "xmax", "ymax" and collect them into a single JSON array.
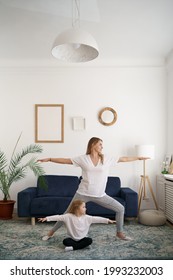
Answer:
[
  {"xmin": 38, "ymin": 137, "xmax": 147, "ymax": 241},
  {"xmin": 39, "ymin": 199, "xmax": 115, "ymax": 251}
]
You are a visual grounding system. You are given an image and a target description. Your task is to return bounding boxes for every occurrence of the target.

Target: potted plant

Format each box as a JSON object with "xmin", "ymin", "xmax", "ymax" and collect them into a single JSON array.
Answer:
[{"xmin": 0, "ymin": 134, "xmax": 46, "ymax": 219}]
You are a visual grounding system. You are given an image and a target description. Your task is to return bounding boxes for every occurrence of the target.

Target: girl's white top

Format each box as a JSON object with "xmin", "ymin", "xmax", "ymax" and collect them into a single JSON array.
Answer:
[
  {"xmin": 71, "ymin": 154, "xmax": 116, "ymax": 197},
  {"xmin": 46, "ymin": 213, "xmax": 109, "ymax": 241}
]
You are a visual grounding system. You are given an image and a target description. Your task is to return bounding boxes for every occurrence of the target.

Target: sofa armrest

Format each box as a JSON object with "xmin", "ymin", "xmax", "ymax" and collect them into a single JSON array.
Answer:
[
  {"xmin": 120, "ymin": 187, "xmax": 138, "ymax": 217},
  {"xmin": 17, "ymin": 187, "xmax": 37, "ymax": 217}
]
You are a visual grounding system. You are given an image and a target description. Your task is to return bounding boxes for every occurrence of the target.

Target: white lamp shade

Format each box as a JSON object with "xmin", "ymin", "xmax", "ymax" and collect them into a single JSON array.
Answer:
[
  {"xmin": 135, "ymin": 145, "xmax": 155, "ymax": 159},
  {"xmin": 51, "ymin": 28, "xmax": 99, "ymax": 62}
]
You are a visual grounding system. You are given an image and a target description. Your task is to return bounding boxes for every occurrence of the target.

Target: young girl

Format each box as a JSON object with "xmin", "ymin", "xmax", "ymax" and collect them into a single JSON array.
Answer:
[{"xmin": 38, "ymin": 199, "xmax": 115, "ymax": 251}]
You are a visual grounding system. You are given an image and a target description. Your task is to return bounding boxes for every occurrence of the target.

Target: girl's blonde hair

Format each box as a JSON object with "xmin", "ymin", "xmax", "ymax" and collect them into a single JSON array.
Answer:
[
  {"xmin": 86, "ymin": 137, "xmax": 104, "ymax": 164},
  {"xmin": 68, "ymin": 199, "xmax": 85, "ymax": 215}
]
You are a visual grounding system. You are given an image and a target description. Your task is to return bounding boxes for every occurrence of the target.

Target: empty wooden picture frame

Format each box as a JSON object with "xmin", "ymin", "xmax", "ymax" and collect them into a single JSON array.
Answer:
[{"xmin": 35, "ymin": 104, "xmax": 64, "ymax": 143}]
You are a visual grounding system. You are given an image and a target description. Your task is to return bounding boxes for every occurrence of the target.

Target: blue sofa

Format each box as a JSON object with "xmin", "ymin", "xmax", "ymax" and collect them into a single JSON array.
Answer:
[{"xmin": 17, "ymin": 175, "xmax": 138, "ymax": 225}]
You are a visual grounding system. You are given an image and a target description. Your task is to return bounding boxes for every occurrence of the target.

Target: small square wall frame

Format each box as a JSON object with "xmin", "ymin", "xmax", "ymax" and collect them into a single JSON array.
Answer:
[
  {"xmin": 35, "ymin": 104, "xmax": 64, "ymax": 143},
  {"xmin": 72, "ymin": 117, "xmax": 86, "ymax": 130}
]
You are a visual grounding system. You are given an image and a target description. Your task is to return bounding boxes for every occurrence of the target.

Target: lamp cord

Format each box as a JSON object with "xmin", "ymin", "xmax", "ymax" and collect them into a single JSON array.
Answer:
[{"xmin": 72, "ymin": 0, "xmax": 80, "ymax": 28}]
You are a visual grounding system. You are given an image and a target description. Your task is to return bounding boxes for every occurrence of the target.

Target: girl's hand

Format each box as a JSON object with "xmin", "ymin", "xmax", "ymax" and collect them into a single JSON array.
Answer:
[
  {"xmin": 108, "ymin": 219, "xmax": 116, "ymax": 224},
  {"xmin": 38, "ymin": 217, "xmax": 47, "ymax": 222}
]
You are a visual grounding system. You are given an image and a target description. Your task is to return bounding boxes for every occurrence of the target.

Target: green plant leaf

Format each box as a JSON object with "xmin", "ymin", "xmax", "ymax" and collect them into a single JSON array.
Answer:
[{"xmin": 0, "ymin": 134, "xmax": 46, "ymax": 201}]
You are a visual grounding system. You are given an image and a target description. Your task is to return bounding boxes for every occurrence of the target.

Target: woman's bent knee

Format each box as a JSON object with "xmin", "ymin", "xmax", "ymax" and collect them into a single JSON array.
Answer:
[{"xmin": 118, "ymin": 204, "xmax": 125, "ymax": 213}]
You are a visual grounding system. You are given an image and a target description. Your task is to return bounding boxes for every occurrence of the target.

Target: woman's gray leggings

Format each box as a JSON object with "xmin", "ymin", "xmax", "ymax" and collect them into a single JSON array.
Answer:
[{"xmin": 51, "ymin": 192, "xmax": 125, "ymax": 233}]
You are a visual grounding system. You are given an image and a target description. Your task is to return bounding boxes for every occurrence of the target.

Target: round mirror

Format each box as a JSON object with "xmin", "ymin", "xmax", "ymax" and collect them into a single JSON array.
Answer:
[{"xmin": 98, "ymin": 107, "xmax": 117, "ymax": 126}]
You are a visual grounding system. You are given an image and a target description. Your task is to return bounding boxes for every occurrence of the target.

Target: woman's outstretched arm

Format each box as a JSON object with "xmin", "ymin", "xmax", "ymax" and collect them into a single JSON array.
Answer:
[
  {"xmin": 118, "ymin": 156, "xmax": 150, "ymax": 162},
  {"xmin": 37, "ymin": 158, "xmax": 73, "ymax": 164}
]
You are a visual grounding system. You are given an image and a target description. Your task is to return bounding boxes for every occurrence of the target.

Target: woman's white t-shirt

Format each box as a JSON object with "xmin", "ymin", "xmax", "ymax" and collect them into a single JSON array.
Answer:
[{"xmin": 71, "ymin": 154, "xmax": 116, "ymax": 197}]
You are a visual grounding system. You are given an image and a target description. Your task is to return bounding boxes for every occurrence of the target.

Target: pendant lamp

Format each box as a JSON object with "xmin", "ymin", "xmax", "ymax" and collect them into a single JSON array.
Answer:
[{"xmin": 51, "ymin": 0, "xmax": 99, "ymax": 63}]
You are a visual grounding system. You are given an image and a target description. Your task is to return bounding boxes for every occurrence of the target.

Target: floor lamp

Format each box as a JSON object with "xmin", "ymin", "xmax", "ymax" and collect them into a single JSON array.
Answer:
[{"xmin": 135, "ymin": 145, "xmax": 158, "ymax": 212}]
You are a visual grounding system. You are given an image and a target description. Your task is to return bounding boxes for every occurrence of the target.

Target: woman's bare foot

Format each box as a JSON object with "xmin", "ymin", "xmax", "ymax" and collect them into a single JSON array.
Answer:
[
  {"xmin": 117, "ymin": 232, "xmax": 126, "ymax": 239},
  {"xmin": 42, "ymin": 230, "xmax": 54, "ymax": 241},
  {"xmin": 116, "ymin": 232, "xmax": 132, "ymax": 241},
  {"xmin": 48, "ymin": 230, "xmax": 54, "ymax": 237}
]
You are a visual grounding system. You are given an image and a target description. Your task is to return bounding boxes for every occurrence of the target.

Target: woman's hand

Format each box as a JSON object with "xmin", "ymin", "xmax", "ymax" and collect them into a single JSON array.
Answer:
[
  {"xmin": 38, "ymin": 217, "xmax": 47, "ymax": 222},
  {"xmin": 118, "ymin": 156, "xmax": 150, "ymax": 162},
  {"xmin": 108, "ymin": 219, "xmax": 116, "ymax": 224},
  {"xmin": 37, "ymin": 158, "xmax": 50, "ymax": 163}
]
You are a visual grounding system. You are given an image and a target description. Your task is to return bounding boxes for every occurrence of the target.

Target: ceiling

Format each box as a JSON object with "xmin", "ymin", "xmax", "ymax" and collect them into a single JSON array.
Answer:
[{"xmin": 0, "ymin": 0, "xmax": 173, "ymax": 66}]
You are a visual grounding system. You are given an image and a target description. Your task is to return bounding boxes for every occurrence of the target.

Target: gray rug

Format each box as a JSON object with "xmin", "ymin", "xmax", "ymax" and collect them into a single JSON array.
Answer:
[{"xmin": 0, "ymin": 218, "xmax": 173, "ymax": 260}]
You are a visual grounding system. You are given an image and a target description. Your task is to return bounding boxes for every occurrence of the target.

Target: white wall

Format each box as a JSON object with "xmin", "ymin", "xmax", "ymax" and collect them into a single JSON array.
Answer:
[
  {"xmin": 0, "ymin": 65, "xmax": 167, "ymax": 210},
  {"xmin": 166, "ymin": 52, "xmax": 173, "ymax": 156}
]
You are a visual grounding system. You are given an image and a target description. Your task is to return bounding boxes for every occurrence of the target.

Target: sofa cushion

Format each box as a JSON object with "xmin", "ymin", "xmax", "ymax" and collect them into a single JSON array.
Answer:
[
  {"xmin": 31, "ymin": 197, "xmax": 72, "ymax": 216},
  {"xmin": 37, "ymin": 175, "xmax": 79, "ymax": 197},
  {"xmin": 105, "ymin": 177, "xmax": 121, "ymax": 196}
]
